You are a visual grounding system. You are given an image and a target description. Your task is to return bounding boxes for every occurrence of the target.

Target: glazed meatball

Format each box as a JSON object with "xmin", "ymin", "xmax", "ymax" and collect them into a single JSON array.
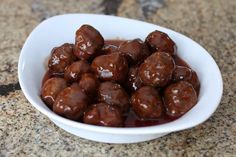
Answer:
[
  {"xmin": 53, "ymin": 84, "xmax": 89, "ymax": 120},
  {"xmin": 173, "ymin": 56, "xmax": 189, "ymax": 67},
  {"xmin": 104, "ymin": 40, "xmax": 123, "ymax": 47},
  {"xmin": 42, "ymin": 70, "xmax": 52, "ymax": 86},
  {"xmin": 172, "ymin": 66, "xmax": 200, "ymax": 94},
  {"xmin": 48, "ymin": 43, "xmax": 75, "ymax": 76},
  {"xmin": 83, "ymin": 103, "xmax": 123, "ymax": 127},
  {"xmin": 131, "ymin": 86, "xmax": 163, "ymax": 120},
  {"xmin": 41, "ymin": 77, "xmax": 67, "ymax": 109},
  {"xmin": 145, "ymin": 30, "xmax": 176, "ymax": 56},
  {"xmin": 163, "ymin": 81, "xmax": 198, "ymax": 117},
  {"xmin": 64, "ymin": 60, "xmax": 91, "ymax": 82},
  {"xmin": 98, "ymin": 82, "xmax": 130, "ymax": 113},
  {"xmin": 118, "ymin": 39, "xmax": 150, "ymax": 64},
  {"xmin": 125, "ymin": 65, "xmax": 143, "ymax": 93},
  {"xmin": 79, "ymin": 73, "xmax": 99, "ymax": 97},
  {"xmin": 139, "ymin": 52, "xmax": 175, "ymax": 87},
  {"xmin": 74, "ymin": 25, "xmax": 104, "ymax": 60},
  {"xmin": 102, "ymin": 44, "xmax": 118, "ymax": 55},
  {"xmin": 91, "ymin": 53, "xmax": 128, "ymax": 83}
]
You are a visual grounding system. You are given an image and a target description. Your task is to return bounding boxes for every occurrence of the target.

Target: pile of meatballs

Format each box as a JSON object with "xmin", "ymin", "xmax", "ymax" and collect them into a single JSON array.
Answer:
[{"xmin": 41, "ymin": 25, "xmax": 200, "ymax": 127}]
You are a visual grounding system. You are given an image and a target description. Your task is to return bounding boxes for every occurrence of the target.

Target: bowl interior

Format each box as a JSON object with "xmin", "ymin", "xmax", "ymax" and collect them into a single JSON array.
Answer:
[{"xmin": 18, "ymin": 14, "xmax": 223, "ymax": 134}]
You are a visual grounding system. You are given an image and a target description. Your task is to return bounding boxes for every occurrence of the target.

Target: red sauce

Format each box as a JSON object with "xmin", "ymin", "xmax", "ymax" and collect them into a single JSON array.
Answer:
[{"xmin": 124, "ymin": 110, "xmax": 178, "ymax": 127}]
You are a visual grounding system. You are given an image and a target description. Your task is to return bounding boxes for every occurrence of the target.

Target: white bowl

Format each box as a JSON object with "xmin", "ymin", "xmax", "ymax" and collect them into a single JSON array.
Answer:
[{"xmin": 18, "ymin": 14, "xmax": 223, "ymax": 144}]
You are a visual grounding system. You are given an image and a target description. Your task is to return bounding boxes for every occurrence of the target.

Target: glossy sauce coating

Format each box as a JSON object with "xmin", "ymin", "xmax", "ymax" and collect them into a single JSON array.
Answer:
[
  {"xmin": 74, "ymin": 25, "xmax": 104, "ymax": 60},
  {"xmin": 78, "ymin": 73, "xmax": 99, "ymax": 97},
  {"xmin": 145, "ymin": 30, "xmax": 176, "ymax": 56},
  {"xmin": 64, "ymin": 60, "xmax": 91, "ymax": 82},
  {"xmin": 98, "ymin": 82, "xmax": 130, "ymax": 113},
  {"xmin": 53, "ymin": 84, "xmax": 89, "ymax": 120},
  {"xmin": 124, "ymin": 110, "xmax": 177, "ymax": 127},
  {"xmin": 173, "ymin": 55, "xmax": 190, "ymax": 67},
  {"xmin": 104, "ymin": 40, "xmax": 124, "ymax": 47},
  {"xmin": 42, "ymin": 70, "xmax": 52, "ymax": 86},
  {"xmin": 91, "ymin": 53, "xmax": 128, "ymax": 83},
  {"xmin": 125, "ymin": 65, "xmax": 143, "ymax": 93},
  {"xmin": 102, "ymin": 44, "xmax": 118, "ymax": 55},
  {"xmin": 83, "ymin": 103, "xmax": 123, "ymax": 127},
  {"xmin": 173, "ymin": 66, "xmax": 200, "ymax": 94},
  {"xmin": 48, "ymin": 43, "xmax": 75, "ymax": 76},
  {"xmin": 41, "ymin": 77, "xmax": 67, "ymax": 109},
  {"xmin": 131, "ymin": 86, "xmax": 163, "ymax": 120},
  {"xmin": 118, "ymin": 39, "xmax": 150, "ymax": 64},
  {"xmin": 163, "ymin": 81, "xmax": 198, "ymax": 117},
  {"xmin": 139, "ymin": 52, "xmax": 175, "ymax": 87},
  {"xmin": 42, "ymin": 26, "xmax": 200, "ymax": 127}
]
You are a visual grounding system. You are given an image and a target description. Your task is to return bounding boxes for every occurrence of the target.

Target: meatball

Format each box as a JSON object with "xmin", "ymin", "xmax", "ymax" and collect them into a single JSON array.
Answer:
[
  {"xmin": 79, "ymin": 73, "xmax": 99, "ymax": 97},
  {"xmin": 173, "ymin": 56, "xmax": 189, "ymax": 67},
  {"xmin": 83, "ymin": 103, "xmax": 123, "ymax": 127},
  {"xmin": 48, "ymin": 43, "xmax": 75, "ymax": 76},
  {"xmin": 42, "ymin": 70, "xmax": 52, "ymax": 86},
  {"xmin": 125, "ymin": 65, "xmax": 143, "ymax": 93},
  {"xmin": 118, "ymin": 39, "xmax": 150, "ymax": 64},
  {"xmin": 64, "ymin": 60, "xmax": 91, "ymax": 82},
  {"xmin": 91, "ymin": 53, "xmax": 128, "ymax": 83},
  {"xmin": 139, "ymin": 52, "xmax": 175, "ymax": 87},
  {"xmin": 163, "ymin": 81, "xmax": 198, "ymax": 117},
  {"xmin": 102, "ymin": 44, "xmax": 118, "ymax": 55},
  {"xmin": 53, "ymin": 84, "xmax": 89, "ymax": 120},
  {"xmin": 172, "ymin": 66, "xmax": 200, "ymax": 93},
  {"xmin": 145, "ymin": 30, "xmax": 176, "ymax": 56},
  {"xmin": 41, "ymin": 77, "xmax": 67, "ymax": 109},
  {"xmin": 98, "ymin": 82, "xmax": 130, "ymax": 113},
  {"xmin": 74, "ymin": 25, "xmax": 104, "ymax": 60},
  {"xmin": 131, "ymin": 86, "xmax": 163, "ymax": 120}
]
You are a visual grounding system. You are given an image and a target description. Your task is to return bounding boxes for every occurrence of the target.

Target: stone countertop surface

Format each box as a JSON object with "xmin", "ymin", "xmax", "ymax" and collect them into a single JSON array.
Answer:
[{"xmin": 0, "ymin": 0, "xmax": 235, "ymax": 156}]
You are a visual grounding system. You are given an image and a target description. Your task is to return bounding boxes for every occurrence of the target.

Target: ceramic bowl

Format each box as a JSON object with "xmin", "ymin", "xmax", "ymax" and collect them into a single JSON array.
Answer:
[{"xmin": 18, "ymin": 14, "xmax": 223, "ymax": 143}]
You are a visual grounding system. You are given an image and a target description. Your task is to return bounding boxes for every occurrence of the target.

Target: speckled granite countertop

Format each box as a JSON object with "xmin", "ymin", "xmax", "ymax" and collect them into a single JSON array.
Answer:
[{"xmin": 0, "ymin": 0, "xmax": 235, "ymax": 156}]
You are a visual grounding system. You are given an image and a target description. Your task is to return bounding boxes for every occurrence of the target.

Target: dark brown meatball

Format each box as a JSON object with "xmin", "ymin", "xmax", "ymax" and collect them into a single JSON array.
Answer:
[
  {"xmin": 83, "ymin": 103, "xmax": 123, "ymax": 127},
  {"xmin": 74, "ymin": 25, "xmax": 104, "ymax": 60},
  {"xmin": 131, "ymin": 86, "xmax": 163, "ymax": 120},
  {"xmin": 91, "ymin": 53, "xmax": 128, "ymax": 83},
  {"xmin": 64, "ymin": 60, "xmax": 91, "ymax": 82},
  {"xmin": 41, "ymin": 77, "xmax": 67, "ymax": 109},
  {"xmin": 102, "ymin": 44, "xmax": 118, "ymax": 55},
  {"xmin": 53, "ymin": 84, "xmax": 89, "ymax": 120},
  {"xmin": 172, "ymin": 66, "xmax": 200, "ymax": 94},
  {"xmin": 79, "ymin": 73, "xmax": 99, "ymax": 97},
  {"xmin": 48, "ymin": 43, "xmax": 75, "ymax": 76},
  {"xmin": 98, "ymin": 82, "xmax": 130, "ymax": 113},
  {"xmin": 42, "ymin": 70, "xmax": 52, "ymax": 86},
  {"xmin": 125, "ymin": 65, "xmax": 143, "ymax": 93},
  {"xmin": 145, "ymin": 30, "xmax": 176, "ymax": 56},
  {"xmin": 118, "ymin": 39, "xmax": 150, "ymax": 64},
  {"xmin": 173, "ymin": 56, "xmax": 190, "ymax": 67},
  {"xmin": 163, "ymin": 81, "xmax": 198, "ymax": 117},
  {"xmin": 139, "ymin": 52, "xmax": 175, "ymax": 87}
]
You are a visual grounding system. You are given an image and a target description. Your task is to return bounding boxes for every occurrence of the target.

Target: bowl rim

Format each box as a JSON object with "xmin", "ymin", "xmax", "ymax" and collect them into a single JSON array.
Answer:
[{"xmin": 18, "ymin": 13, "xmax": 223, "ymax": 134}]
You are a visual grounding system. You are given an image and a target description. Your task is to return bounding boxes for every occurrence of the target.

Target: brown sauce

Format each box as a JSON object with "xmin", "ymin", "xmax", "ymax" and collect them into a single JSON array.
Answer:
[{"xmin": 124, "ymin": 110, "xmax": 178, "ymax": 127}]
